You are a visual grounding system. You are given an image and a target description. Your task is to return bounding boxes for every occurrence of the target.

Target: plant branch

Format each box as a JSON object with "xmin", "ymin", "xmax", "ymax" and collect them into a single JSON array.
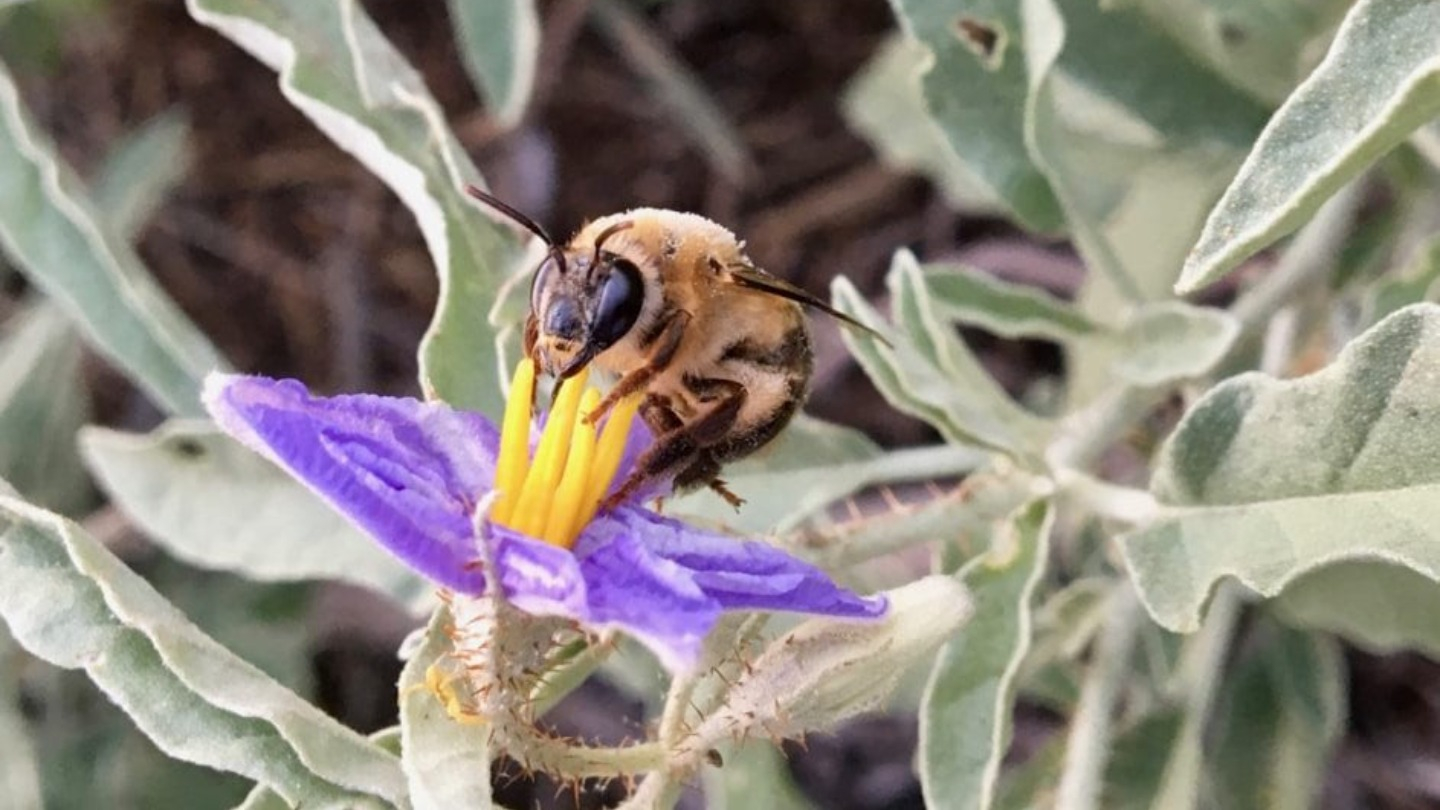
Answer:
[
  {"xmin": 1149, "ymin": 583, "xmax": 1243, "ymax": 809},
  {"xmin": 1054, "ymin": 584, "xmax": 1143, "ymax": 810},
  {"xmin": 1230, "ymin": 182, "xmax": 1363, "ymax": 338}
]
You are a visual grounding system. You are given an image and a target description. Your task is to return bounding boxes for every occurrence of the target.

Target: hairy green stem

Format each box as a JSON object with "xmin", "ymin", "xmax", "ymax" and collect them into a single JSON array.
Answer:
[
  {"xmin": 1054, "ymin": 585, "xmax": 1143, "ymax": 810},
  {"xmin": 529, "ymin": 636, "xmax": 616, "ymax": 718},
  {"xmin": 615, "ymin": 772, "xmax": 682, "ymax": 810},
  {"xmin": 1054, "ymin": 469, "xmax": 1158, "ymax": 525},
  {"xmin": 1230, "ymin": 182, "xmax": 1362, "ymax": 338},
  {"xmin": 841, "ymin": 442, "xmax": 991, "ymax": 486},
  {"xmin": 658, "ymin": 669, "xmax": 703, "ymax": 750},
  {"xmin": 1150, "ymin": 583, "xmax": 1243, "ymax": 809},
  {"xmin": 498, "ymin": 726, "xmax": 667, "ymax": 779},
  {"xmin": 1050, "ymin": 178, "xmax": 1363, "ymax": 475}
]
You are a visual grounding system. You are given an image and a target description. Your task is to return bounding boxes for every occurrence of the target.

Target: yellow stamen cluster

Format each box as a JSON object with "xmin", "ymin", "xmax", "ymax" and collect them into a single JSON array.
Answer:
[{"xmin": 491, "ymin": 358, "xmax": 643, "ymax": 548}]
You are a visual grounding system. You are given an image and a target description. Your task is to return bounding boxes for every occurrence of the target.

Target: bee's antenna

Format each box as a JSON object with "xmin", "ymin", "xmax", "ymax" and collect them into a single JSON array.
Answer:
[
  {"xmin": 590, "ymin": 220, "xmax": 635, "ymax": 277},
  {"xmin": 465, "ymin": 185, "xmax": 569, "ymax": 274}
]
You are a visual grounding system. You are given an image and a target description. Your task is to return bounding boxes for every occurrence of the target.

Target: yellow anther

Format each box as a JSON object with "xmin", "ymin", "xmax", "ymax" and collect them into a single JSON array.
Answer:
[
  {"xmin": 492, "ymin": 358, "xmax": 537, "ymax": 525},
  {"xmin": 489, "ymin": 360, "xmax": 645, "ymax": 549},
  {"xmin": 511, "ymin": 367, "xmax": 590, "ymax": 539},
  {"xmin": 574, "ymin": 392, "xmax": 644, "ymax": 535},
  {"xmin": 543, "ymin": 389, "xmax": 601, "ymax": 547}
]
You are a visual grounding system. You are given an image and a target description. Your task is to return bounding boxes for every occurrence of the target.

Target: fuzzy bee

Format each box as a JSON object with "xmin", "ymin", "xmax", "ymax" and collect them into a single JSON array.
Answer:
[{"xmin": 469, "ymin": 186, "xmax": 883, "ymax": 508}]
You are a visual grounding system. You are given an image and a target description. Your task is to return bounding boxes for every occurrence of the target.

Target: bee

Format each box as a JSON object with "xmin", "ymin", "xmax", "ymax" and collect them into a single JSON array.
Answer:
[{"xmin": 467, "ymin": 186, "xmax": 883, "ymax": 508}]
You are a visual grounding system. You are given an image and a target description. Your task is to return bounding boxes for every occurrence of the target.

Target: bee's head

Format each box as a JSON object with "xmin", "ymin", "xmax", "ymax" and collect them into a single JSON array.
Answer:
[
  {"xmin": 529, "ymin": 230, "xmax": 645, "ymax": 378},
  {"xmin": 466, "ymin": 186, "xmax": 647, "ymax": 379}
]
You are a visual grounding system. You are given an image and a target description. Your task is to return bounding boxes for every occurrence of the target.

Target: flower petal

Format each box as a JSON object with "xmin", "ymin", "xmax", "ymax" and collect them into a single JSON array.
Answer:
[
  {"xmin": 485, "ymin": 524, "xmax": 589, "ymax": 616},
  {"xmin": 575, "ymin": 519, "xmax": 720, "ymax": 672},
  {"xmin": 203, "ymin": 374, "xmax": 495, "ymax": 593},
  {"xmin": 597, "ymin": 509, "xmax": 889, "ymax": 619}
]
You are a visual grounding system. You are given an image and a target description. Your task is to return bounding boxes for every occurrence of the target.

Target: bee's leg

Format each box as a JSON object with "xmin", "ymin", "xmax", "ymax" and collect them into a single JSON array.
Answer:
[
  {"xmin": 605, "ymin": 380, "xmax": 744, "ymax": 509},
  {"xmin": 673, "ymin": 453, "xmax": 743, "ymax": 509},
  {"xmin": 639, "ymin": 393, "xmax": 685, "ymax": 433},
  {"xmin": 585, "ymin": 311, "xmax": 692, "ymax": 425}
]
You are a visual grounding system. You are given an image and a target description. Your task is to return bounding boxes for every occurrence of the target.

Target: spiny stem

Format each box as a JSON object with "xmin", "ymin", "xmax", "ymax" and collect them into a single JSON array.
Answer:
[
  {"xmin": 614, "ymin": 771, "xmax": 681, "ymax": 810},
  {"xmin": 497, "ymin": 722, "xmax": 668, "ymax": 779},
  {"xmin": 658, "ymin": 669, "xmax": 702, "ymax": 749},
  {"xmin": 529, "ymin": 635, "xmax": 616, "ymax": 718}
]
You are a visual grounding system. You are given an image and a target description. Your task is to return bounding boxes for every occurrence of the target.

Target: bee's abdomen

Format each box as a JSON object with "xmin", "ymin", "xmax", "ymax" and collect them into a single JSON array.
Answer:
[{"xmin": 705, "ymin": 322, "xmax": 812, "ymax": 463}]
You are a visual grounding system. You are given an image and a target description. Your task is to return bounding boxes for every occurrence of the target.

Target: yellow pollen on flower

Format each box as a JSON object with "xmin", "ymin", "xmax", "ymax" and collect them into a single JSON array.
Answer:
[
  {"xmin": 510, "ymin": 365, "xmax": 590, "ymax": 539},
  {"xmin": 575, "ymin": 392, "xmax": 643, "ymax": 536},
  {"xmin": 543, "ymin": 388, "xmax": 600, "ymax": 546},
  {"xmin": 491, "ymin": 357, "xmax": 537, "ymax": 525},
  {"xmin": 491, "ymin": 360, "xmax": 643, "ymax": 549}
]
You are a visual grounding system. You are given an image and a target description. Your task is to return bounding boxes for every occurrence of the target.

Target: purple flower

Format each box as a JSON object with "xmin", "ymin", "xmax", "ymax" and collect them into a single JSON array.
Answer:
[{"xmin": 203, "ymin": 361, "xmax": 886, "ymax": 672}]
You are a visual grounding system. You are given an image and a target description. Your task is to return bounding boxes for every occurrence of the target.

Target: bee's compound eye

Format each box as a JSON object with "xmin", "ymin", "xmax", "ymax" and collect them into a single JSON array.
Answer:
[
  {"xmin": 544, "ymin": 298, "xmax": 585, "ymax": 340},
  {"xmin": 529, "ymin": 257, "xmax": 557, "ymax": 316},
  {"xmin": 590, "ymin": 259, "xmax": 645, "ymax": 350}
]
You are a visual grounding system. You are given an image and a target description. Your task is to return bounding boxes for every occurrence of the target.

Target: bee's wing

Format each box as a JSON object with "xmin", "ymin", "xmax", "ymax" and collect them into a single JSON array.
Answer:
[{"xmin": 724, "ymin": 264, "xmax": 893, "ymax": 347}]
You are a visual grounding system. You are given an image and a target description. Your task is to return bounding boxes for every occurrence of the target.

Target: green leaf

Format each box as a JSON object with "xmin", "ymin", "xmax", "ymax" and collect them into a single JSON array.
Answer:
[
  {"xmin": 0, "ymin": 493, "xmax": 407, "ymax": 807},
  {"xmin": 235, "ymin": 786, "xmax": 294, "ymax": 810},
  {"xmin": 1023, "ymin": 0, "xmax": 1268, "ymax": 300},
  {"xmin": 0, "ymin": 300, "xmax": 90, "ymax": 514},
  {"xmin": 80, "ymin": 421, "xmax": 430, "ymax": 610},
  {"xmin": 448, "ymin": 0, "xmax": 537, "ymax": 128},
  {"xmin": 842, "ymin": 35, "xmax": 1002, "ymax": 214},
  {"xmin": 1121, "ymin": 303, "xmax": 1440, "ymax": 634},
  {"xmin": 676, "ymin": 421, "xmax": 988, "ymax": 539},
  {"xmin": 923, "ymin": 261, "xmax": 1097, "ymax": 342},
  {"xmin": 1210, "ymin": 624, "xmax": 1344, "ymax": 810},
  {"xmin": 0, "ymin": 635, "xmax": 43, "ymax": 810},
  {"xmin": 1099, "ymin": 709, "xmax": 1186, "ymax": 809},
  {"xmin": 886, "ymin": 0, "xmax": 1064, "ymax": 231},
  {"xmin": 398, "ymin": 608, "xmax": 492, "ymax": 810},
  {"xmin": 795, "ymin": 463, "xmax": 1034, "ymax": 576},
  {"xmin": 1129, "ymin": 0, "xmax": 1351, "ymax": 105},
  {"xmin": 0, "ymin": 60, "xmax": 226, "ymax": 416},
  {"xmin": 91, "ymin": 110, "xmax": 190, "ymax": 240},
  {"xmin": 995, "ymin": 735, "xmax": 1064, "ymax": 810},
  {"xmin": 1018, "ymin": 577, "xmax": 1112, "ymax": 711},
  {"xmin": 591, "ymin": 0, "xmax": 753, "ymax": 184},
  {"xmin": 919, "ymin": 500, "xmax": 1052, "ymax": 810},
  {"xmin": 1110, "ymin": 302, "xmax": 1239, "ymax": 387},
  {"xmin": 704, "ymin": 743, "xmax": 813, "ymax": 810},
  {"xmin": 1364, "ymin": 232, "xmax": 1440, "ymax": 326},
  {"xmin": 185, "ymin": 0, "xmax": 522, "ymax": 416},
  {"xmin": 672, "ymin": 415, "xmax": 881, "ymax": 534},
  {"xmin": 239, "ymin": 726, "xmax": 401, "ymax": 810},
  {"xmin": 833, "ymin": 253, "xmax": 1052, "ymax": 461},
  {"xmin": 1272, "ymin": 561, "xmax": 1440, "ymax": 658},
  {"xmin": 1178, "ymin": 0, "xmax": 1440, "ymax": 293}
]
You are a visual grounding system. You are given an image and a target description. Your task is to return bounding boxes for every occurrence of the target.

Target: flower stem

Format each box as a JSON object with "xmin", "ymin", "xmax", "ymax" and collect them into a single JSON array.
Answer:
[
  {"xmin": 528, "ymin": 635, "xmax": 616, "ymax": 718},
  {"xmin": 1229, "ymin": 182, "xmax": 1362, "ymax": 338},
  {"xmin": 501, "ymin": 730, "xmax": 668, "ymax": 779},
  {"xmin": 1048, "ymin": 179, "xmax": 1362, "ymax": 476},
  {"xmin": 614, "ymin": 772, "xmax": 682, "ymax": 810},
  {"xmin": 1054, "ymin": 584, "xmax": 1143, "ymax": 810},
  {"xmin": 1149, "ymin": 583, "xmax": 1243, "ymax": 810}
]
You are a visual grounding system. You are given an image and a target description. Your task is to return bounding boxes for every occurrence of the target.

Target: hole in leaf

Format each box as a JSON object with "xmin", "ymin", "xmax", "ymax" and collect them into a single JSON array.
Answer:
[
  {"xmin": 1217, "ymin": 20, "xmax": 1247, "ymax": 47},
  {"xmin": 953, "ymin": 16, "xmax": 1006, "ymax": 70},
  {"xmin": 170, "ymin": 438, "xmax": 207, "ymax": 459}
]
